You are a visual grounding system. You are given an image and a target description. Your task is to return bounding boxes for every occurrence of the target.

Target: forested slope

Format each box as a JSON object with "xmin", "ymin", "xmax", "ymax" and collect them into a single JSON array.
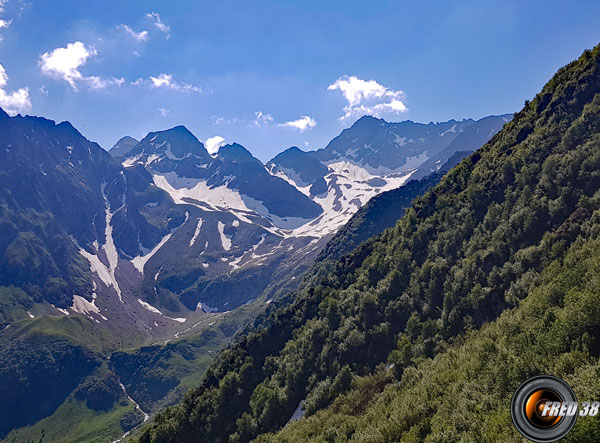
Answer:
[
  {"xmin": 260, "ymin": 230, "xmax": 600, "ymax": 442},
  {"xmin": 138, "ymin": 43, "xmax": 600, "ymax": 443}
]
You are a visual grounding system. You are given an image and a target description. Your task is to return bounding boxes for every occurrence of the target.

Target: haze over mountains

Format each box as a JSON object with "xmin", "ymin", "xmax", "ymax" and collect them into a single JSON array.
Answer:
[{"xmin": 0, "ymin": 107, "xmax": 509, "ymax": 441}]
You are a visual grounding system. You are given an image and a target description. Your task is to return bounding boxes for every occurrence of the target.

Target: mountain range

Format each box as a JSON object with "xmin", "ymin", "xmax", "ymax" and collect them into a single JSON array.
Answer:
[
  {"xmin": 0, "ymin": 93, "xmax": 510, "ymax": 440},
  {"xmin": 0, "ymin": 111, "xmax": 509, "ymax": 329}
]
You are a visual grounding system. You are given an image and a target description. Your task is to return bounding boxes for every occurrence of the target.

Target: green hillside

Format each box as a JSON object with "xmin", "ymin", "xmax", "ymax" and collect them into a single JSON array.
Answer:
[
  {"xmin": 0, "ymin": 304, "xmax": 255, "ymax": 442},
  {"xmin": 137, "ymin": 43, "xmax": 600, "ymax": 442},
  {"xmin": 259, "ymin": 210, "xmax": 600, "ymax": 442}
]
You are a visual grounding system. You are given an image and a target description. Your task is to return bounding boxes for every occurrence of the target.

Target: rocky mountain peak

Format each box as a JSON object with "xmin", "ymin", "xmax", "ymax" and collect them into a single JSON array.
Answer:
[
  {"xmin": 351, "ymin": 114, "xmax": 386, "ymax": 128},
  {"xmin": 109, "ymin": 136, "xmax": 139, "ymax": 159},
  {"xmin": 133, "ymin": 125, "xmax": 211, "ymax": 161},
  {"xmin": 267, "ymin": 146, "xmax": 329, "ymax": 188},
  {"xmin": 218, "ymin": 143, "xmax": 262, "ymax": 165}
]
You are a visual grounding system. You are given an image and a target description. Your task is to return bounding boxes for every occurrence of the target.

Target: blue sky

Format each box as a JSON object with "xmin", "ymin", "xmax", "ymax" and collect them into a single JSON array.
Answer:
[{"xmin": 0, "ymin": 0, "xmax": 599, "ymax": 161}]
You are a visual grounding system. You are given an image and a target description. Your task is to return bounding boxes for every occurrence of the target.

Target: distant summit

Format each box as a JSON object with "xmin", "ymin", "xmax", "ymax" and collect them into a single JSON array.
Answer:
[
  {"xmin": 109, "ymin": 136, "xmax": 139, "ymax": 158},
  {"xmin": 267, "ymin": 146, "xmax": 330, "ymax": 196},
  {"xmin": 218, "ymin": 143, "xmax": 263, "ymax": 164},
  {"xmin": 129, "ymin": 125, "xmax": 212, "ymax": 163},
  {"xmin": 314, "ymin": 115, "xmax": 510, "ymax": 174}
]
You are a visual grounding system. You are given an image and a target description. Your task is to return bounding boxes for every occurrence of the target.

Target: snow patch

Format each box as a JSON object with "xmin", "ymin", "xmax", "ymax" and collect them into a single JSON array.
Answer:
[
  {"xmin": 394, "ymin": 135, "xmax": 407, "ymax": 146},
  {"xmin": 152, "ymin": 172, "xmax": 249, "ymax": 212},
  {"xmin": 79, "ymin": 182, "xmax": 125, "ymax": 303},
  {"xmin": 270, "ymin": 165, "xmax": 311, "ymax": 188},
  {"xmin": 102, "ymin": 209, "xmax": 122, "ymax": 301},
  {"xmin": 282, "ymin": 161, "xmax": 416, "ymax": 237},
  {"xmin": 79, "ymin": 248, "xmax": 121, "ymax": 300},
  {"xmin": 270, "ymin": 168, "xmax": 313, "ymax": 197},
  {"xmin": 137, "ymin": 299, "xmax": 162, "ymax": 315},
  {"xmin": 132, "ymin": 234, "xmax": 171, "ymax": 274},
  {"xmin": 440, "ymin": 124, "xmax": 457, "ymax": 136},
  {"xmin": 190, "ymin": 218, "xmax": 204, "ymax": 246},
  {"xmin": 217, "ymin": 221, "xmax": 232, "ymax": 251},
  {"xmin": 137, "ymin": 299, "xmax": 187, "ymax": 323},
  {"xmin": 53, "ymin": 305, "xmax": 70, "ymax": 316},
  {"xmin": 132, "ymin": 211, "xmax": 188, "ymax": 274},
  {"xmin": 242, "ymin": 195, "xmax": 312, "ymax": 229},
  {"xmin": 253, "ymin": 234, "xmax": 267, "ymax": 251},
  {"xmin": 71, "ymin": 294, "xmax": 108, "ymax": 321},
  {"xmin": 163, "ymin": 142, "xmax": 182, "ymax": 160},
  {"xmin": 122, "ymin": 154, "xmax": 142, "ymax": 167},
  {"xmin": 145, "ymin": 154, "xmax": 160, "ymax": 166}
]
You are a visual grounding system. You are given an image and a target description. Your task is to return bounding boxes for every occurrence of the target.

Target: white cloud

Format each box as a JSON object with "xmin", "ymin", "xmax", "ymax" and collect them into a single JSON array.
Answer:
[
  {"xmin": 210, "ymin": 116, "xmax": 225, "ymax": 125},
  {"xmin": 157, "ymin": 107, "xmax": 168, "ymax": 117},
  {"xmin": 0, "ymin": 10, "xmax": 11, "ymax": 40},
  {"xmin": 328, "ymin": 76, "xmax": 387, "ymax": 106},
  {"xmin": 133, "ymin": 73, "xmax": 201, "ymax": 93},
  {"xmin": 39, "ymin": 41, "xmax": 124, "ymax": 90},
  {"xmin": 149, "ymin": 73, "xmax": 172, "ymax": 88},
  {"xmin": 0, "ymin": 19, "xmax": 10, "ymax": 41},
  {"xmin": 253, "ymin": 111, "xmax": 274, "ymax": 127},
  {"xmin": 210, "ymin": 115, "xmax": 241, "ymax": 126},
  {"xmin": 40, "ymin": 41, "xmax": 93, "ymax": 89},
  {"xmin": 118, "ymin": 24, "xmax": 148, "ymax": 42},
  {"xmin": 85, "ymin": 75, "xmax": 124, "ymax": 89},
  {"xmin": 204, "ymin": 135, "xmax": 226, "ymax": 155},
  {"xmin": 149, "ymin": 73, "xmax": 201, "ymax": 93},
  {"xmin": 328, "ymin": 75, "xmax": 407, "ymax": 120},
  {"xmin": 210, "ymin": 112, "xmax": 273, "ymax": 127},
  {"xmin": 279, "ymin": 115, "xmax": 317, "ymax": 132},
  {"xmin": 0, "ymin": 63, "xmax": 31, "ymax": 115},
  {"xmin": 146, "ymin": 12, "xmax": 170, "ymax": 38}
]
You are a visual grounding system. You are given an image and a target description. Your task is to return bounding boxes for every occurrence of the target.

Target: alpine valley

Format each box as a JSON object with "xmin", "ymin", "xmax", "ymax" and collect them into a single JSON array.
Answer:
[
  {"xmin": 0, "ymin": 104, "xmax": 509, "ymax": 441},
  {"xmin": 134, "ymin": 43, "xmax": 600, "ymax": 443}
]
